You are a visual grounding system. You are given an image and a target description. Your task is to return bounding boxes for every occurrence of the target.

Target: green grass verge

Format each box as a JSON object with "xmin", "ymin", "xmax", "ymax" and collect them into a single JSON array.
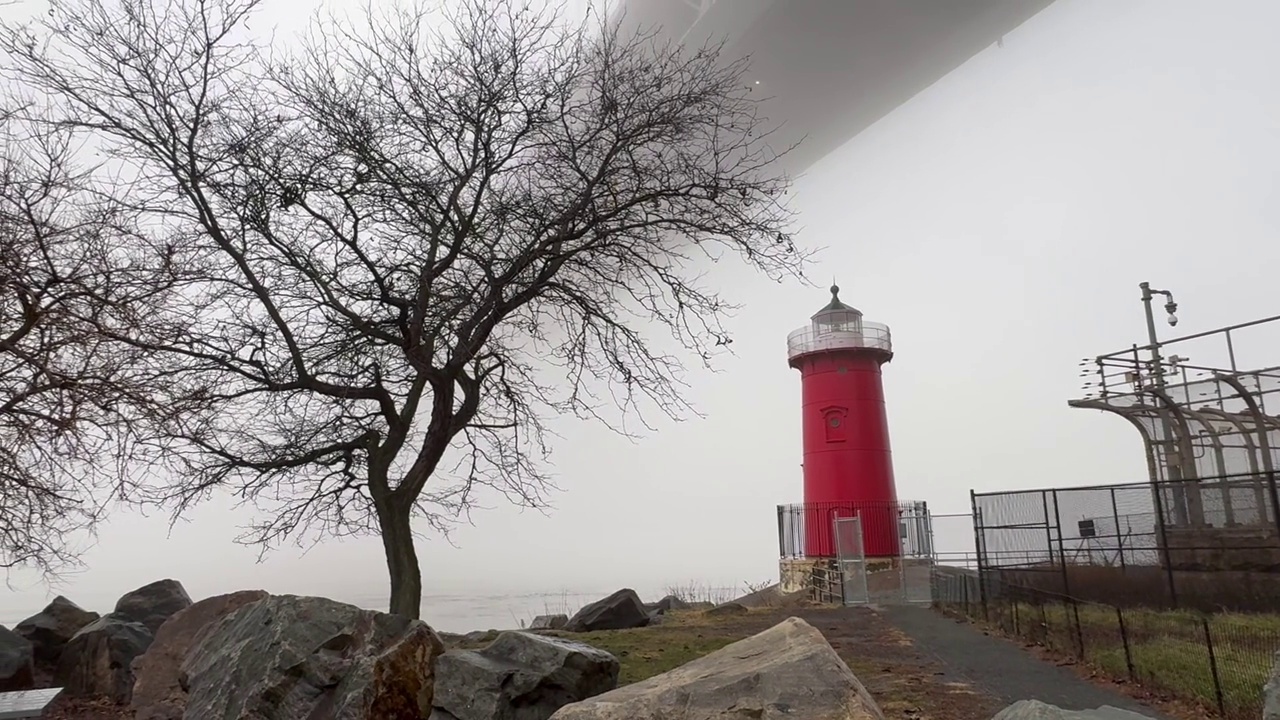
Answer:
[
  {"xmin": 451, "ymin": 612, "xmax": 747, "ymax": 686},
  {"xmin": 560, "ymin": 625, "xmax": 740, "ymax": 685},
  {"xmin": 977, "ymin": 601, "xmax": 1280, "ymax": 718}
]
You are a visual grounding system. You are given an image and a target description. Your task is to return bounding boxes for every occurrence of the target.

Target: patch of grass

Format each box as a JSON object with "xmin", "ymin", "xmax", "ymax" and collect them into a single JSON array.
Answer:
[
  {"xmin": 452, "ymin": 611, "xmax": 754, "ymax": 686},
  {"xmin": 564, "ymin": 617, "xmax": 742, "ymax": 685}
]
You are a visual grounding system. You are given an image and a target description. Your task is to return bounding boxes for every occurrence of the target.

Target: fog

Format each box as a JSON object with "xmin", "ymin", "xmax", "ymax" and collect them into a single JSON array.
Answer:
[{"xmin": 3, "ymin": 0, "xmax": 1279, "ymax": 630}]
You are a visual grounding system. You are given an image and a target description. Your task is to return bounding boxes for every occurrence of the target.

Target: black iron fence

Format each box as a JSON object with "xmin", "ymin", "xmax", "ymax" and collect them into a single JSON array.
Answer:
[
  {"xmin": 972, "ymin": 472, "xmax": 1280, "ymax": 612},
  {"xmin": 933, "ymin": 571, "xmax": 1280, "ymax": 719},
  {"xmin": 777, "ymin": 499, "xmax": 930, "ymax": 558}
]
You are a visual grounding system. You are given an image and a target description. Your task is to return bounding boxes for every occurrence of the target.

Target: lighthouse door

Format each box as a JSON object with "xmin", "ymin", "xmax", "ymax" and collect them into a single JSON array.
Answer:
[{"xmin": 832, "ymin": 516, "xmax": 869, "ymax": 605}]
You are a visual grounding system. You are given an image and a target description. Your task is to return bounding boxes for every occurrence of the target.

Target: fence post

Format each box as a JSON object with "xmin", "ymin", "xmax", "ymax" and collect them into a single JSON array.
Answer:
[
  {"xmin": 1270, "ymin": 470, "xmax": 1280, "ymax": 537},
  {"xmin": 962, "ymin": 574, "xmax": 969, "ymax": 616},
  {"xmin": 1109, "ymin": 487, "xmax": 1127, "ymax": 572},
  {"xmin": 1070, "ymin": 599, "xmax": 1084, "ymax": 661},
  {"xmin": 971, "ymin": 490, "xmax": 988, "ymax": 621},
  {"xmin": 1051, "ymin": 490, "xmax": 1071, "ymax": 597},
  {"xmin": 1116, "ymin": 606, "xmax": 1135, "ymax": 680},
  {"xmin": 1038, "ymin": 602, "xmax": 1048, "ymax": 646},
  {"xmin": 1012, "ymin": 597, "xmax": 1020, "ymax": 636},
  {"xmin": 1041, "ymin": 491, "xmax": 1056, "ymax": 570},
  {"xmin": 777, "ymin": 505, "xmax": 786, "ymax": 558},
  {"xmin": 1150, "ymin": 480, "xmax": 1179, "ymax": 608},
  {"xmin": 1202, "ymin": 618, "xmax": 1226, "ymax": 717}
]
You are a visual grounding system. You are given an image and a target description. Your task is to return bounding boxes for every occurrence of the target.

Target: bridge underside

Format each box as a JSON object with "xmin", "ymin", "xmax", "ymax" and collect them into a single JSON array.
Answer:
[{"xmin": 616, "ymin": 0, "xmax": 1056, "ymax": 174}]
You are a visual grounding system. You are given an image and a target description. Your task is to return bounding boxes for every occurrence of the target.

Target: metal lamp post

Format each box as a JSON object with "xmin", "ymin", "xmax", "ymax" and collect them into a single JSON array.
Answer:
[
  {"xmin": 1139, "ymin": 282, "xmax": 1179, "ymax": 388},
  {"xmin": 1139, "ymin": 282, "xmax": 1192, "ymax": 527}
]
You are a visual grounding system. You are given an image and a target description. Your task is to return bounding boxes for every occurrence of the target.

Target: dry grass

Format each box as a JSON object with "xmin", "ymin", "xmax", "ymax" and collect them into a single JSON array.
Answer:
[
  {"xmin": 981, "ymin": 600, "xmax": 1280, "ymax": 719},
  {"xmin": 661, "ymin": 582, "xmax": 738, "ymax": 606}
]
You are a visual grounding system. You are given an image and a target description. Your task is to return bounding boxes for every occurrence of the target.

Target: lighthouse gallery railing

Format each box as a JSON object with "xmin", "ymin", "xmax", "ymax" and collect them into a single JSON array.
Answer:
[{"xmin": 785, "ymin": 321, "xmax": 892, "ymax": 361}]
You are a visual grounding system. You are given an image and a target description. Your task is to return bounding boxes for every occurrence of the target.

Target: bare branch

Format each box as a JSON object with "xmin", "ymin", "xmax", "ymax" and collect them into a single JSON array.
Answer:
[
  {"xmin": 1, "ymin": 0, "xmax": 808, "ymax": 616},
  {"xmin": 0, "ymin": 108, "xmax": 161, "ymax": 575}
]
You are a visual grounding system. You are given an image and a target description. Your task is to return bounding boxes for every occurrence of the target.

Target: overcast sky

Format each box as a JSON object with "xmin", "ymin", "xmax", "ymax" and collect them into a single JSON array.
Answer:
[{"xmin": 4, "ymin": 0, "xmax": 1280, "ymax": 623}]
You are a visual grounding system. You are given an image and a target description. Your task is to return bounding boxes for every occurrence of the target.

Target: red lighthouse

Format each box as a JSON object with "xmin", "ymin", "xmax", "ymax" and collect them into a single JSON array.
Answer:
[{"xmin": 787, "ymin": 285, "xmax": 900, "ymax": 557}]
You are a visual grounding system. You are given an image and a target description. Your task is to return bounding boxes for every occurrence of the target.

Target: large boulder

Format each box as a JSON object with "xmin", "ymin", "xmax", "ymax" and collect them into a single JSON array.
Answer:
[
  {"xmin": 705, "ymin": 602, "xmax": 748, "ymax": 617},
  {"xmin": 647, "ymin": 595, "xmax": 689, "ymax": 615},
  {"xmin": 991, "ymin": 700, "xmax": 1159, "ymax": 719},
  {"xmin": 549, "ymin": 617, "xmax": 885, "ymax": 720},
  {"xmin": 433, "ymin": 631, "xmax": 619, "ymax": 720},
  {"xmin": 130, "ymin": 590, "xmax": 268, "ymax": 720},
  {"xmin": 530, "ymin": 615, "xmax": 568, "ymax": 631},
  {"xmin": 14, "ymin": 595, "xmax": 100, "ymax": 667},
  {"xmin": 464, "ymin": 630, "xmax": 501, "ymax": 645},
  {"xmin": 563, "ymin": 590, "xmax": 648, "ymax": 632},
  {"xmin": 0, "ymin": 626, "xmax": 34, "ymax": 691},
  {"xmin": 57, "ymin": 615, "xmax": 154, "ymax": 702},
  {"xmin": 114, "ymin": 580, "xmax": 193, "ymax": 634},
  {"xmin": 179, "ymin": 594, "xmax": 445, "ymax": 720},
  {"xmin": 729, "ymin": 583, "xmax": 810, "ymax": 609}
]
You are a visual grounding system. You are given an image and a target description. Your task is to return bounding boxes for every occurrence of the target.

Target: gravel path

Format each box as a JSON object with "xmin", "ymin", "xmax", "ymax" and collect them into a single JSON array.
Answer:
[{"xmin": 882, "ymin": 605, "xmax": 1173, "ymax": 719}]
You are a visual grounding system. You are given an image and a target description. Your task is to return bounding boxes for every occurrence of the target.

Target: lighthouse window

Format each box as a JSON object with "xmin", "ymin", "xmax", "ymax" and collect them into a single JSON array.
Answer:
[{"xmin": 822, "ymin": 407, "xmax": 849, "ymax": 443}]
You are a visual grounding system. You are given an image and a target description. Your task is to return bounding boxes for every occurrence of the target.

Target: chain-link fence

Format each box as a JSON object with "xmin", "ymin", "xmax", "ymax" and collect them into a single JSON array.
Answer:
[
  {"xmin": 934, "ymin": 571, "xmax": 1280, "ymax": 719},
  {"xmin": 972, "ymin": 472, "xmax": 1280, "ymax": 612}
]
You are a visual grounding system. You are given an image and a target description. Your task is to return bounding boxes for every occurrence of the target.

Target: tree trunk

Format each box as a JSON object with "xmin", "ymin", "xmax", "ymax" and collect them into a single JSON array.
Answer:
[{"xmin": 380, "ymin": 503, "xmax": 423, "ymax": 619}]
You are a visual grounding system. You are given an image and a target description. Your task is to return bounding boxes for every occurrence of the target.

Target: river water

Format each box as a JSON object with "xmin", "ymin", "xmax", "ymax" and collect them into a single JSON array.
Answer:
[{"xmin": 0, "ymin": 585, "xmax": 740, "ymax": 634}]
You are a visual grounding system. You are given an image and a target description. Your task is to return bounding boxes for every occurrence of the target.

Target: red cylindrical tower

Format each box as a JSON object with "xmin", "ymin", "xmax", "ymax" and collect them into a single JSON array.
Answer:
[{"xmin": 787, "ymin": 285, "xmax": 900, "ymax": 557}]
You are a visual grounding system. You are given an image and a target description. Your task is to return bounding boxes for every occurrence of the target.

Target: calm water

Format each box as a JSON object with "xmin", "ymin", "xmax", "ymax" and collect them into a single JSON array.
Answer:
[{"xmin": 0, "ymin": 586, "xmax": 738, "ymax": 634}]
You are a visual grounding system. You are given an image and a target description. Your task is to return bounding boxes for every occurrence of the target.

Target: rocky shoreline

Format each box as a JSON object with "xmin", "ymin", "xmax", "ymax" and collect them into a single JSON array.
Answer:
[{"xmin": 0, "ymin": 579, "xmax": 1153, "ymax": 719}]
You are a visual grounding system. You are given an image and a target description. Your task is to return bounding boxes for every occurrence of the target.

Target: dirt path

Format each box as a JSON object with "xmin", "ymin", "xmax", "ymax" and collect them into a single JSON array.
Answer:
[
  {"xmin": 787, "ymin": 606, "xmax": 1003, "ymax": 720},
  {"xmin": 882, "ymin": 605, "xmax": 1173, "ymax": 719}
]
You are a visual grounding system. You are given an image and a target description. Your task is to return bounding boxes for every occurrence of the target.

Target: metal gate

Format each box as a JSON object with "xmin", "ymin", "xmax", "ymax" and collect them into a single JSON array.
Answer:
[
  {"xmin": 833, "ymin": 506, "xmax": 937, "ymax": 606},
  {"xmin": 899, "ymin": 505, "xmax": 935, "ymax": 605},
  {"xmin": 833, "ymin": 515, "xmax": 868, "ymax": 605}
]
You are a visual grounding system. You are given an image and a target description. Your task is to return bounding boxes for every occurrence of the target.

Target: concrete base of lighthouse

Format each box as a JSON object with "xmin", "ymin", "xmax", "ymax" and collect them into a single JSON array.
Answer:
[
  {"xmin": 777, "ymin": 494, "xmax": 936, "ymax": 605},
  {"xmin": 779, "ymin": 556, "xmax": 932, "ymax": 606},
  {"xmin": 779, "ymin": 557, "xmax": 834, "ymax": 596}
]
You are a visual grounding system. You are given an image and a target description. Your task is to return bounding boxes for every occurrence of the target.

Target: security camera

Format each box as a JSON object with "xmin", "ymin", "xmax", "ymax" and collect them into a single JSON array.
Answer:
[{"xmin": 1167, "ymin": 313, "xmax": 1178, "ymax": 327}]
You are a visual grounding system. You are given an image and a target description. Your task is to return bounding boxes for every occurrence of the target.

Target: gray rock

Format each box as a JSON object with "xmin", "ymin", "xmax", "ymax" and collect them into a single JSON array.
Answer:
[
  {"xmin": 56, "ymin": 615, "xmax": 154, "ymax": 701},
  {"xmin": 705, "ymin": 601, "xmax": 748, "ymax": 617},
  {"xmin": 464, "ymin": 629, "xmax": 501, "ymax": 644},
  {"xmin": 1266, "ymin": 651, "xmax": 1280, "ymax": 720},
  {"xmin": 437, "ymin": 631, "xmax": 467, "ymax": 647},
  {"xmin": 434, "ymin": 631, "xmax": 619, "ymax": 720},
  {"xmin": 0, "ymin": 626, "xmax": 34, "ymax": 691},
  {"xmin": 130, "ymin": 590, "xmax": 269, "ymax": 720},
  {"xmin": 530, "ymin": 614, "xmax": 568, "ymax": 630},
  {"xmin": 430, "ymin": 710, "xmax": 461, "ymax": 720},
  {"xmin": 14, "ymin": 595, "xmax": 100, "ymax": 667},
  {"xmin": 991, "ymin": 700, "xmax": 1159, "ymax": 719},
  {"xmin": 728, "ymin": 583, "xmax": 798, "ymax": 609},
  {"xmin": 179, "ymin": 594, "xmax": 445, "ymax": 720},
  {"xmin": 648, "ymin": 595, "xmax": 689, "ymax": 614},
  {"xmin": 563, "ymin": 589, "xmax": 648, "ymax": 632},
  {"xmin": 114, "ymin": 579, "xmax": 193, "ymax": 634},
  {"xmin": 550, "ymin": 617, "xmax": 884, "ymax": 720}
]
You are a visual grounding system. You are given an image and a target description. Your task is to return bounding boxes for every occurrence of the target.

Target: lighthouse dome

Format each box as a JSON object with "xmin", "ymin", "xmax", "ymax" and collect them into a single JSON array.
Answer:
[{"xmin": 810, "ymin": 284, "xmax": 864, "ymax": 333}]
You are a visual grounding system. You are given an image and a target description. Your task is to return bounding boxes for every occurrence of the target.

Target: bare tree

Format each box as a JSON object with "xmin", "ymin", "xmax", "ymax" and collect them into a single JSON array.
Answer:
[
  {"xmin": 0, "ymin": 107, "xmax": 157, "ymax": 574},
  {"xmin": 2, "ymin": 0, "xmax": 807, "ymax": 617}
]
